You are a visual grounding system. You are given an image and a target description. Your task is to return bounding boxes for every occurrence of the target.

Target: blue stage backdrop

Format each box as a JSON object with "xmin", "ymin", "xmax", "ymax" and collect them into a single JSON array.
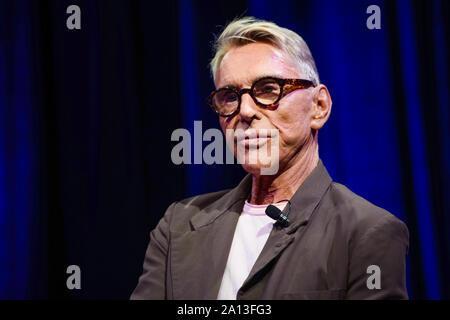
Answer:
[{"xmin": 0, "ymin": 0, "xmax": 449, "ymax": 299}]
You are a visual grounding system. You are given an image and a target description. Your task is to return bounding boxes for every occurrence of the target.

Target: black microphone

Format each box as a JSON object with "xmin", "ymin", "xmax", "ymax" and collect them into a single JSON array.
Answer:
[{"xmin": 265, "ymin": 201, "xmax": 291, "ymax": 227}]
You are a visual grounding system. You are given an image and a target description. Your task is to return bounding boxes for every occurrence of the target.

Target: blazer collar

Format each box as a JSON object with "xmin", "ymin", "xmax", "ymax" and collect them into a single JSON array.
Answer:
[
  {"xmin": 189, "ymin": 173, "xmax": 252, "ymax": 230},
  {"xmin": 189, "ymin": 159, "xmax": 332, "ymax": 231},
  {"xmin": 283, "ymin": 158, "xmax": 332, "ymax": 234}
]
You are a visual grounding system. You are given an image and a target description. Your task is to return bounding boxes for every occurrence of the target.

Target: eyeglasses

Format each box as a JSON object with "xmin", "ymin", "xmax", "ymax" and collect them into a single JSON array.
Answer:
[{"xmin": 206, "ymin": 76, "xmax": 316, "ymax": 117}]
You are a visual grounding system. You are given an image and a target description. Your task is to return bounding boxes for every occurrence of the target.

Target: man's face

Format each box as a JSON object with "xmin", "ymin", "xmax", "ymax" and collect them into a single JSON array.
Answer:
[{"xmin": 215, "ymin": 42, "xmax": 316, "ymax": 175}]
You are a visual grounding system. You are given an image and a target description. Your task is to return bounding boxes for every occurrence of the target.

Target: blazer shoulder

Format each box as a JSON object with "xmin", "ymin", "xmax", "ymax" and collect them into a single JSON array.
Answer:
[
  {"xmin": 165, "ymin": 188, "xmax": 233, "ymax": 232},
  {"xmin": 177, "ymin": 189, "xmax": 232, "ymax": 209},
  {"xmin": 325, "ymin": 182, "xmax": 408, "ymax": 239}
]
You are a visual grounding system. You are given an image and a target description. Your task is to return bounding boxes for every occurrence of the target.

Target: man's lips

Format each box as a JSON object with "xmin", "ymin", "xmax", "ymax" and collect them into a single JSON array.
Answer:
[
  {"xmin": 234, "ymin": 130, "xmax": 271, "ymax": 148},
  {"xmin": 238, "ymin": 137, "xmax": 269, "ymax": 148}
]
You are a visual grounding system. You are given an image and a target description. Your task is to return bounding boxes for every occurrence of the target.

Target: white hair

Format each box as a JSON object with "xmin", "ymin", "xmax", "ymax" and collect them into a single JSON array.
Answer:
[{"xmin": 210, "ymin": 17, "xmax": 320, "ymax": 86}]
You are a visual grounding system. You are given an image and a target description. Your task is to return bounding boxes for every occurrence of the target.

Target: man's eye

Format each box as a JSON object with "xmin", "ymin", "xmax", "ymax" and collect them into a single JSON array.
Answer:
[
  {"xmin": 224, "ymin": 94, "xmax": 237, "ymax": 102},
  {"xmin": 257, "ymin": 85, "xmax": 279, "ymax": 95},
  {"xmin": 262, "ymin": 86, "xmax": 276, "ymax": 93}
]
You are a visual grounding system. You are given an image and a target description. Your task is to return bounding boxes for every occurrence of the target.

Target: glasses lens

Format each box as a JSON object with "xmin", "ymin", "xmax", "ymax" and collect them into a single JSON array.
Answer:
[
  {"xmin": 253, "ymin": 78, "xmax": 281, "ymax": 106},
  {"xmin": 213, "ymin": 89, "xmax": 239, "ymax": 115}
]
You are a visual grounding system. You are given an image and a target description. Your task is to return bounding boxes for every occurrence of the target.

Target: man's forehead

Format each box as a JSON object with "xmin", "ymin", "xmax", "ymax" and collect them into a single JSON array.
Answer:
[{"xmin": 215, "ymin": 43, "xmax": 300, "ymax": 88}]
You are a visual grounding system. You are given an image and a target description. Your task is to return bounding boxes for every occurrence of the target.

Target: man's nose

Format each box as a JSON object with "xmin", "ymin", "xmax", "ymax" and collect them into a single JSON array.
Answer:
[{"xmin": 239, "ymin": 91, "xmax": 258, "ymax": 121}]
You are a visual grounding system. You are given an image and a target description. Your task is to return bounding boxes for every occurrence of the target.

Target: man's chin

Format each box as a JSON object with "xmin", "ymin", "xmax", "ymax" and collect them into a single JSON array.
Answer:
[{"xmin": 235, "ymin": 148, "xmax": 280, "ymax": 176}]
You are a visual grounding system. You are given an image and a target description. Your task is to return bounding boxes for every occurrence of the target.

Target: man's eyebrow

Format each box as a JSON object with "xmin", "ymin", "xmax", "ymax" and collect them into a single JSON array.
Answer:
[{"xmin": 219, "ymin": 74, "xmax": 280, "ymax": 89}]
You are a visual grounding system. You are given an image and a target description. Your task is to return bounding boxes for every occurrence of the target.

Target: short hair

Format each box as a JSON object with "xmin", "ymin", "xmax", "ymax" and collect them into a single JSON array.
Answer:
[{"xmin": 210, "ymin": 17, "xmax": 320, "ymax": 86}]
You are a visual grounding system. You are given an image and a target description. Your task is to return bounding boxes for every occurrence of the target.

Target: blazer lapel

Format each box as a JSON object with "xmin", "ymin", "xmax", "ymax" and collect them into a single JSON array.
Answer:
[{"xmin": 170, "ymin": 174, "xmax": 252, "ymax": 299}]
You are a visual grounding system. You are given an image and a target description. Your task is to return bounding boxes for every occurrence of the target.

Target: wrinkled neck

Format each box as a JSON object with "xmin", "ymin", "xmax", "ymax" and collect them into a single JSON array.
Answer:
[{"xmin": 249, "ymin": 131, "xmax": 319, "ymax": 205}]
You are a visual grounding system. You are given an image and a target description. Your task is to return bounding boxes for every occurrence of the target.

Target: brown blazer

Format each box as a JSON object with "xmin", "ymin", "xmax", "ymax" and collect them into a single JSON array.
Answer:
[{"xmin": 131, "ymin": 160, "xmax": 409, "ymax": 300}]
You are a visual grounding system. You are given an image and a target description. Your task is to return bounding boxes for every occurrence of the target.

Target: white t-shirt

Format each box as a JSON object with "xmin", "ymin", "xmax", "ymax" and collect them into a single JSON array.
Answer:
[{"xmin": 217, "ymin": 200, "xmax": 287, "ymax": 300}]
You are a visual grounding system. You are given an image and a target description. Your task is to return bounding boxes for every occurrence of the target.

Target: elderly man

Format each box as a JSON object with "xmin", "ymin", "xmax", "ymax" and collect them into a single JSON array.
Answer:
[{"xmin": 131, "ymin": 17, "xmax": 409, "ymax": 300}]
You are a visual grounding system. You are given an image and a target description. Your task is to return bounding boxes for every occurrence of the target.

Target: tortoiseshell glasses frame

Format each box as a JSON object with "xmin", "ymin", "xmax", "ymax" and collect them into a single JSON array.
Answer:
[{"xmin": 206, "ymin": 76, "xmax": 316, "ymax": 117}]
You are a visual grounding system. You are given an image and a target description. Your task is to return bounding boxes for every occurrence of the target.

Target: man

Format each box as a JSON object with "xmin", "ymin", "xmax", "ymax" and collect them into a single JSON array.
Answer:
[{"xmin": 131, "ymin": 17, "xmax": 409, "ymax": 300}]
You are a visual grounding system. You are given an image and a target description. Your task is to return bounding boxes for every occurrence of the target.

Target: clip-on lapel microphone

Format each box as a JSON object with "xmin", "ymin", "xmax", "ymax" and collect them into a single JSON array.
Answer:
[{"xmin": 265, "ymin": 200, "xmax": 292, "ymax": 227}]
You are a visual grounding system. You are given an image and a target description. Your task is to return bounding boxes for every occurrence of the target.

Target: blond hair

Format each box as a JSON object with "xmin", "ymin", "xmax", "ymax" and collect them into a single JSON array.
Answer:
[{"xmin": 210, "ymin": 17, "xmax": 320, "ymax": 86}]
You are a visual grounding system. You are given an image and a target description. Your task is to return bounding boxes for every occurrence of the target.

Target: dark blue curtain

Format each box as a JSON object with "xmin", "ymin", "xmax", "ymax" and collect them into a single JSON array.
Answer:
[{"xmin": 0, "ymin": 0, "xmax": 448, "ymax": 299}]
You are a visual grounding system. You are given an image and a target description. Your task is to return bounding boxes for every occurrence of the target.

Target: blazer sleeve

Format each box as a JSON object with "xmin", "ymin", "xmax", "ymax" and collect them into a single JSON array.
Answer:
[
  {"xmin": 346, "ymin": 213, "xmax": 410, "ymax": 300},
  {"xmin": 130, "ymin": 202, "xmax": 177, "ymax": 300}
]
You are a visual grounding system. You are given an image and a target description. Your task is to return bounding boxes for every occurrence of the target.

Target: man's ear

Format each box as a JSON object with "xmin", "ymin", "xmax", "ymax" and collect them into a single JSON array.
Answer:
[{"xmin": 310, "ymin": 84, "xmax": 332, "ymax": 130}]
